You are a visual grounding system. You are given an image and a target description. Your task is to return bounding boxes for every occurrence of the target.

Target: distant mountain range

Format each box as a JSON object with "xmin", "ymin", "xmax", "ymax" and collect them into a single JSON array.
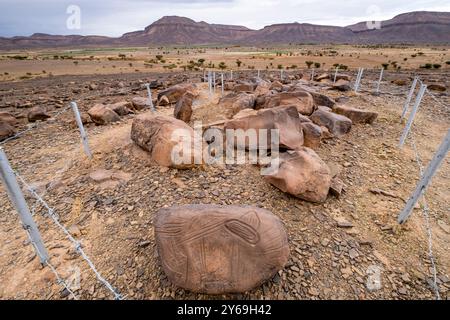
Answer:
[{"xmin": 1, "ymin": 11, "xmax": 450, "ymax": 49}]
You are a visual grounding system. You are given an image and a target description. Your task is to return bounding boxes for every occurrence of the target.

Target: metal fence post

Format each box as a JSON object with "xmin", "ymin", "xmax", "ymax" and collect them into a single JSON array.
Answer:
[
  {"xmin": 401, "ymin": 77, "xmax": 418, "ymax": 121},
  {"xmin": 145, "ymin": 83, "xmax": 156, "ymax": 113},
  {"xmin": 221, "ymin": 73, "xmax": 224, "ymax": 96},
  {"xmin": 213, "ymin": 72, "xmax": 216, "ymax": 92},
  {"xmin": 230, "ymin": 70, "xmax": 233, "ymax": 81},
  {"xmin": 311, "ymin": 68, "xmax": 315, "ymax": 81},
  {"xmin": 70, "ymin": 102, "xmax": 92, "ymax": 159},
  {"xmin": 399, "ymin": 84, "xmax": 427, "ymax": 148},
  {"xmin": 333, "ymin": 66, "xmax": 339, "ymax": 84},
  {"xmin": 398, "ymin": 129, "xmax": 450, "ymax": 224},
  {"xmin": 0, "ymin": 147, "xmax": 49, "ymax": 264},
  {"xmin": 354, "ymin": 68, "xmax": 364, "ymax": 93},
  {"xmin": 376, "ymin": 68, "xmax": 384, "ymax": 93},
  {"xmin": 280, "ymin": 69, "xmax": 284, "ymax": 81},
  {"xmin": 257, "ymin": 69, "xmax": 260, "ymax": 79}
]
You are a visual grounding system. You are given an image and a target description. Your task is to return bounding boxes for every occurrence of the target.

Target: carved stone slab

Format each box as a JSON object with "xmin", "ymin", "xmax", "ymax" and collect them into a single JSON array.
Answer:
[{"xmin": 154, "ymin": 205, "xmax": 289, "ymax": 294}]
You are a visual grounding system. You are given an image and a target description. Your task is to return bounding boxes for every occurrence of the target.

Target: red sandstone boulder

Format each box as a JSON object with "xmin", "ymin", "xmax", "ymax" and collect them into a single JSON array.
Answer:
[
  {"xmin": 310, "ymin": 108, "xmax": 352, "ymax": 137},
  {"xmin": 332, "ymin": 105, "xmax": 378, "ymax": 124},
  {"xmin": 264, "ymin": 148, "xmax": 331, "ymax": 203}
]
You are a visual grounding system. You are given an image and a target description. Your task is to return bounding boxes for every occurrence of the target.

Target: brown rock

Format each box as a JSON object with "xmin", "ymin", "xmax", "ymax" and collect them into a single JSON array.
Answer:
[
  {"xmin": 270, "ymin": 81, "xmax": 283, "ymax": 91},
  {"xmin": 329, "ymin": 177, "xmax": 344, "ymax": 198},
  {"xmin": 174, "ymin": 92, "xmax": 194, "ymax": 123},
  {"xmin": 301, "ymin": 122, "xmax": 322, "ymax": 149},
  {"xmin": 265, "ymin": 148, "xmax": 331, "ymax": 203},
  {"xmin": 392, "ymin": 79, "xmax": 408, "ymax": 86},
  {"xmin": 131, "ymin": 97, "xmax": 151, "ymax": 111},
  {"xmin": 334, "ymin": 74, "xmax": 351, "ymax": 81},
  {"xmin": 158, "ymin": 95, "xmax": 170, "ymax": 106},
  {"xmin": 333, "ymin": 105, "xmax": 378, "ymax": 124},
  {"xmin": 27, "ymin": 107, "xmax": 50, "ymax": 122},
  {"xmin": 224, "ymin": 105, "xmax": 304, "ymax": 151},
  {"xmin": 218, "ymin": 92, "xmax": 256, "ymax": 119},
  {"xmin": 154, "ymin": 204, "xmax": 289, "ymax": 294},
  {"xmin": 315, "ymin": 73, "xmax": 330, "ymax": 81},
  {"xmin": 331, "ymin": 79, "xmax": 351, "ymax": 92},
  {"xmin": 308, "ymin": 92, "xmax": 336, "ymax": 108},
  {"xmin": 0, "ymin": 112, "xmax": 17, "ymax": 127},
  {"xmin": 131, "ymin": 113, "xmax": 202, "ymax": 169},
  {"xmin": 88, "ymin": 104, "xmax": 120, "ymax": 125},
  {"xmin": 263, "ymin": 91, "xmax": 315, "ymax": 115},
  {"xmin": 233, "ymin": 83, "xmax": 255, "ymax": 93},
  {"xmin": 157, "ymin": 83, "xmax": 196, "ymax": 104},
  {"xmin": 108, "ymin": 101, "xmax": 132, "ymax": 116},
  {"xmin": 0, "ymin": 121, "xmax": 16, "ymax": 141},
  {"xmin": 310, "ymin": 108, "xmax": 352, "ymax": 137},
  {"xmin": 254, "ymin": 80, "xmax": 271, "ymax": 96},
  {"xmin": 427, "ymin": 83, "xmax": 446, "ymax": 92}
]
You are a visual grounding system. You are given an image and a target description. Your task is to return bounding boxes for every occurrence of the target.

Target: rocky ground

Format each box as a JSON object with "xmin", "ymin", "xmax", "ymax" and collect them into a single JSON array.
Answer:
[{"xmin": 0, "ymin": 70, "xmax": 448, "ymax": 300}]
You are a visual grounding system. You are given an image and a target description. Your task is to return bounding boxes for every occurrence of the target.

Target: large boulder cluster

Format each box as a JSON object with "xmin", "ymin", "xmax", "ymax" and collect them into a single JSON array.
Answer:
[{"xmin": 128, "ymin": 76, "xmax": 379, "ymax": 295}]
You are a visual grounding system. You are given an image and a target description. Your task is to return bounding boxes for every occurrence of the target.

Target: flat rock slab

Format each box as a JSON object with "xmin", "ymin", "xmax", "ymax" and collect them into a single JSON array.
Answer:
[
  {"xmin": 333, "ymin": 105, "xmax": 378, "ymax": 124},
  {"xmin": 154, "ymin": 204, "xmax": 289, "ymax": 294}
]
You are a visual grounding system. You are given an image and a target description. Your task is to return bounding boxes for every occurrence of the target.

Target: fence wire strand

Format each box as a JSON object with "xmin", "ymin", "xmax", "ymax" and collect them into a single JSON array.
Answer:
[
  {"xmin": 407, "ymin": 126, "xmax": 441, "ymax": 300},
  {"xmin": 15, "ymin": 171, "xmax": 124, "ymax": 300}
]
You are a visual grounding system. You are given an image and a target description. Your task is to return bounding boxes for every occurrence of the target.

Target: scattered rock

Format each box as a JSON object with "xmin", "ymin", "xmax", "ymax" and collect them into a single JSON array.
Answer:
[
  {"xmin": 131, "ymin": 97, "xmax": 151, "ymax": 111},
  {"xmin": 27, "ymin": 107, "xmax": 51, "ymax": 122},
  {"xmin": 157, "ymin": 83, "xmax": 197, "ymax": 104},
  {"xmin": 264, "ymin": 148, "xmax": 331, "ymax": 203},
  {"xmin": 88, "ymin": 104, "xmax": 120, "ymax": 125},
  {"xmin": 301, "ymin": 122, "xmax": 322, "ymax": 149},
  {"xmin": 218, "ymin": 92, "xmax": 256, "ymax": 119},
  {"xmin": 0, "ymin": 112, "xmax": 17, "ymax": 127},
  {"xmin": 0, "ymin": 121, "xmax": 16, "ymax": 141},
  {"xmin": 263, "ymin": 91, "xmax": 315, "ymax": 115},
  {"xmin": 427, "ymin": 83, "xmax": 446, "ymax": 92},
  {"xmin": 331, "ymin": 79, "xmax": 351, "ymax": 91},
  {"xmin": 154, "ymin": 204, "xmax": 289, "ymax": 294},
  {"xmin": 224, "ymin": 105, "xmax": 304, "ymax": 151},
  {"xmin": 174, "ymin": 92, "xmax": 194, "ymax": 123},
  {"xmin": 333, "ymin": 105, "xmax": 378, "ymax": 124},
  {"xmin": 310, "ymin": 108, "xmax": 352, "ymax": 137},
  {"xmin": 131, "ymin": 112, "xmax": 202, "ymax": 169}
]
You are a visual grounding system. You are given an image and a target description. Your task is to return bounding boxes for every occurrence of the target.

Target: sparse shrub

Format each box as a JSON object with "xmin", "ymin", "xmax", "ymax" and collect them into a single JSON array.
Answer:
[
  {"xmin": 446, "ymin": 61, "xmax": 450, "ymax": 65},
  {"xmin": 277, "ymin": 64, "xmax": 283, "ymax": 70},
  {"xmin": 403, "ymin": 58, "xmax": 408, "ymax": 61},
  {"xmin": 381, "ymin": 63, "xmax": 389, "ymax": 70},
  {"xmin": 118, "ymin": 54, "xmax": 126, "ymax": 59},
  {"xmin": 433, "ymin": 64, "xmax": 441, "ymax": 69},
  {"xmin": 305, "ymin": 61, "xmax": 314, "ymax": 69},
  {"xmin": 420, "ymin": 63, "xmax": 433, "ymax": 69},
  {"xmin": 218, "ymin": 62, "xmax": 227, "ymax": 70},
  {"xmin": 314, "ymin": 62, "xmax": 321, "ymax": 69},
  {"xmin": 156, "ymin": 55, "xmax": 164, "ymax": 61},
  {"xmin": 236, "ymin": 59, "xmax": 242, "ymax": 68},
  {"xmin": 73, "ymin": 61, "xmax": 79, "ymax": 66}
]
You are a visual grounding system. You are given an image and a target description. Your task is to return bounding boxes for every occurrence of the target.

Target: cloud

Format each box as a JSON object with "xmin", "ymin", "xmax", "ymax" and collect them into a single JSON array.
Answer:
[{"xmin": 0, "ymin": 0, "xmax": 449, "ymax": 37}]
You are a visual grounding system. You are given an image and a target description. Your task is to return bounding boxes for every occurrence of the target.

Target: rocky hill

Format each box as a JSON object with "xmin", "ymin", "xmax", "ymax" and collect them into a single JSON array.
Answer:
[{"xmin": 0, "ymin": 11, "xmax": 449, "ymax": 49}]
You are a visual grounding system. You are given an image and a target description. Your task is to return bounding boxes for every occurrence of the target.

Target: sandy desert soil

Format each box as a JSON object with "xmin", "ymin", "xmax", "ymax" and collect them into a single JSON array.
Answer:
[
  {"xmin": 1, "ymin": 45, "xmax": 449, "ymax": 82},
  {"xmin": 0, "ymin": 68, "xmax": 448, "ymax": 300}
]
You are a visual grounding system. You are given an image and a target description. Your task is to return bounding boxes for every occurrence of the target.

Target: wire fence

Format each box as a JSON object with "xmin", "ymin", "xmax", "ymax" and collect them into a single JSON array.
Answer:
[{"xmin": 0, "ymin": 69, "xmax": 448, "ymax": 300}]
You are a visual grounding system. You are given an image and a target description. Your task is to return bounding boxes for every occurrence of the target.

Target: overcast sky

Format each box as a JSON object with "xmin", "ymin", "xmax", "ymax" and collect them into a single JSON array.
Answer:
[{"xmin": 1, "ymin": 0, "xmax": 450, "ymax": 37}]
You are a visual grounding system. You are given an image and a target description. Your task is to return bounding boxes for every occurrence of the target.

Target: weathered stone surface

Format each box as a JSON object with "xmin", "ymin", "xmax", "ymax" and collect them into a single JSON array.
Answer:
[
  {"xmin": 88, "ymin": 104, "xmax": 120, "ymax": 125},
  {"xmin": 233, "ymin": 83, "xmax": 255, "ymax": 93},
  {"xmin": 334, "ymin": 74, "xmax": 351, "ymax": 81},
  {"xmin": 254, "ymin": 81, "xmax": 271, "ymax": 96},
  {"xmin": 263, "ymin": 91, "xmax": 315, "ymax": 115},
  {"xmin": 218, "ymin": 92, "xmax": 256, "ymax": 119},
  {"xmin": 158, "ymin": 95, "xmax": 170, "ymax": 106},
  {"xmin": 315, "ymin": 73, "xmax": 330, "ymax": 81},
  {"xmin": 131, "ymin": 113, "xmax": 201, "ymax": 169},
  {"xmin": 154, "ymin": 204, "xmax": 289, "ymax": 294},
  {"xmin": 331, "ymin": 79, "xmax": 351, "ymax": 92},
  {"xmin": 225, "ymin": 105, "xmax": 304, "ymax": 151},
  {"xmin": 27, "ymin": 107, "xmax": 50, "ymax": 122},
  {"xmin": 270, "ymin": 81, "xmax": 283, "ymax": 92},
  {"xmin": 265, "ymin": 148, "xmax": 331, "ymax": 203},
  {"xmin": 157, "ymin": 83, "xmax": 196, "ymax": 104},
  {"xmin": 310, "ymin": 108, "xmax": 352, "ymax": 137},
  {"xmin": 301, "ymin": 122, "xmax": 322, "ymax": 149},
  {"xmin": 131, "ymin": 97, "xmax": 151, "ymax": 111},
  {"xmin": 108, "ymin": 101, "xmax": 132, "ymax": 116},
  {"xmin": 0, "ymin": 112, "xmax": 17, "ymax": 127},
  {"xmin": 333, "ymin": 105, "xmax": 378, "ymax": 124},
  {"xmin": 232, "ymin": 109, "xmax": 258, "ymax": 119},
  {"xmin": 174, "ymin": 92, "xmax": 194, "ymax": 123},
  {"xmin": 0, "ymin": 121, "xmax": 16, "ymax": 141},
  {"xmin": 308, "ymin": 92, "xmax": 336, "ymax": 108}
]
